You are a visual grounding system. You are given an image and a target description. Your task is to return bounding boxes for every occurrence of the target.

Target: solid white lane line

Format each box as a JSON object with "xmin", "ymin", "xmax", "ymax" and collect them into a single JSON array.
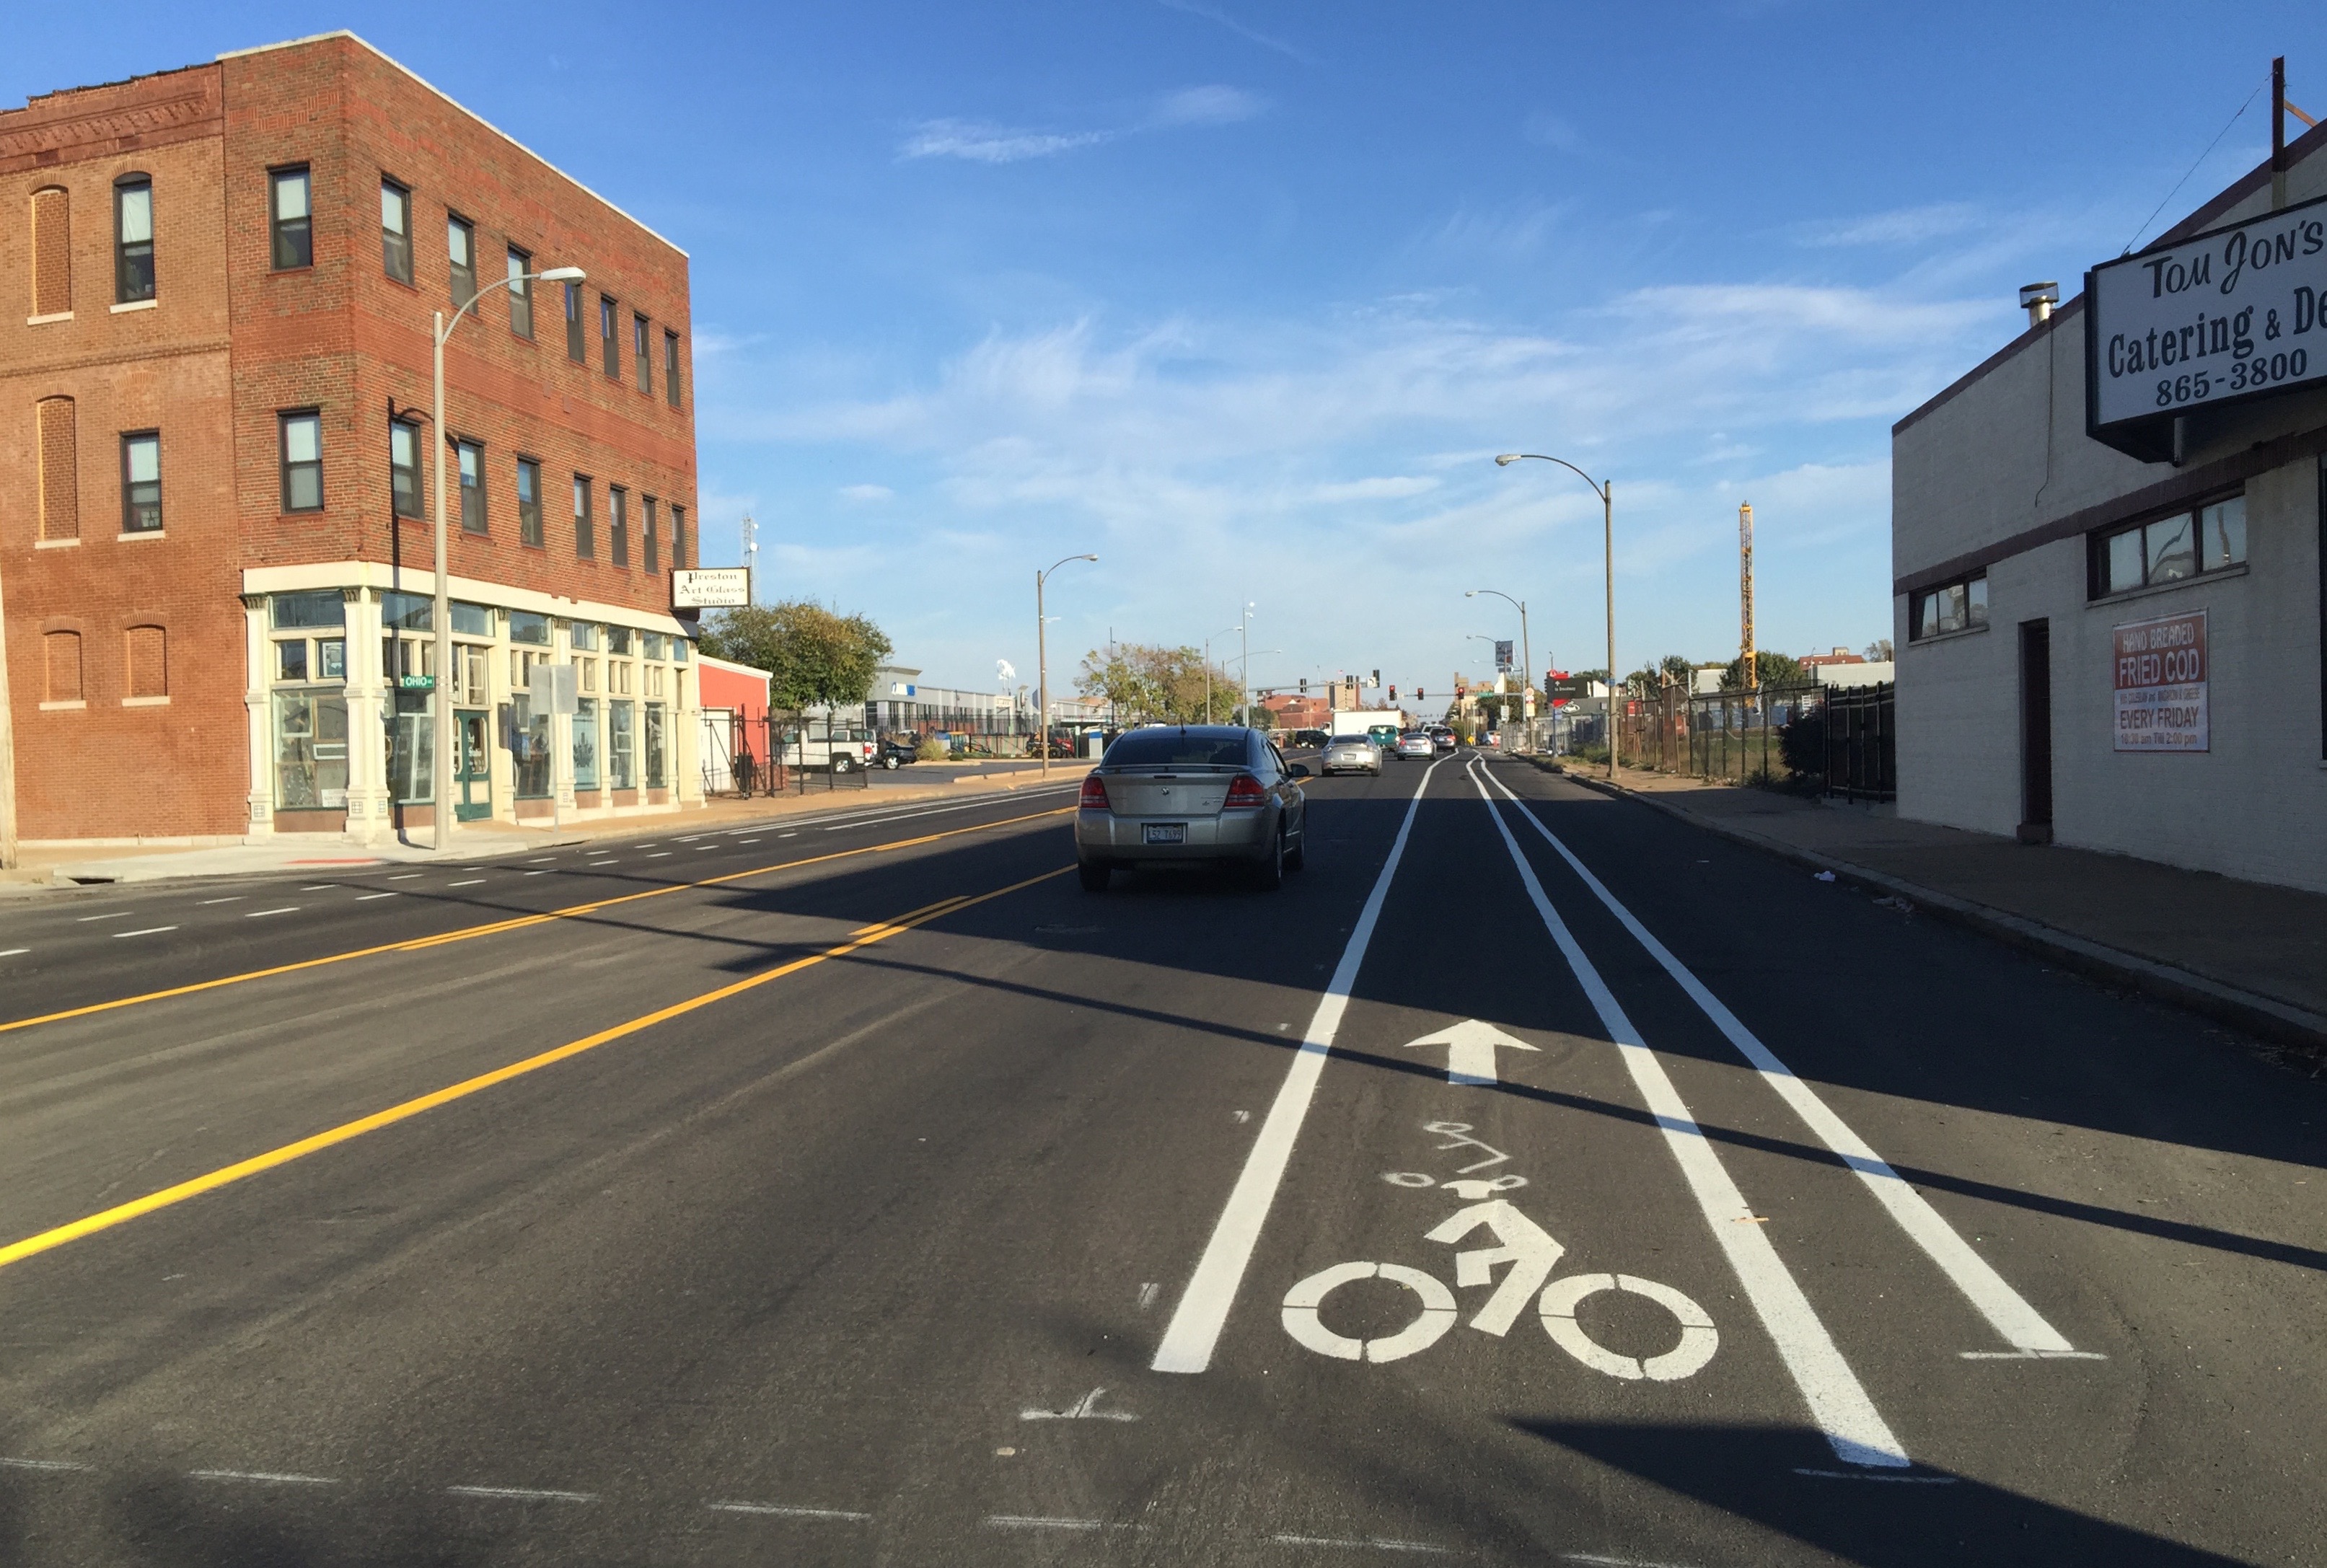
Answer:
[
  {"xmin": 245, "ymin": 907, "xmax": 299, "ymax": 918},
  {"xmin": 76, "ymin": 912, "xmax": 135, "ymax": 922},
  {"xmin": 707, "ymin": 1501, "xmax": 871, "ymax": 1520},
  {"xmin": 1480, "ymin": 766, "xmax": 2077, "ymax": 1357},
  {"xmin": 1153, "ymin": 754, "xmax": 1448, "ymax": 1375},
  {"xmin": 1466, "ymin": 762, "xmax": 1909, "ymax": 1469},
  {"xmin": 446, "ymin": 878, "xmax": 486, "ymax": 888},
  {"xmin": 190, "ymin": 1469, "xmax": 338, "ymax": 1485},
  {"xmin": 355, "ymin": 892, "xmax": 399, "ymax": 901},
  {"xmin": 447, "ymin": 1485, "xmax": 596, "ymax": 1502},
  {"xmin": 113, "ymin": 927, "xmax": 177, "ymax": 938}
]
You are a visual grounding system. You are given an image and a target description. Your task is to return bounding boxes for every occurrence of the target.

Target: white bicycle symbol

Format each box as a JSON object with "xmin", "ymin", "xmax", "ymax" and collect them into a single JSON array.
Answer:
[{"xmin": 1280, "ymin": 1198, "xmax": 1720, "ymax": 1382}]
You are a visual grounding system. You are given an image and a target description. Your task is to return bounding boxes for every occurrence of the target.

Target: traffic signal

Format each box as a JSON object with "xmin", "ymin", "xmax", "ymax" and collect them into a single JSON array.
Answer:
[
  {"xmin": 1417, "ymin": 687, "xmax": 1425, "ymax": 701},
  {"xmin": 1299, "ymin": 677, "xmax": 1308, "ymax": 693},
  {"xmin": 1371, "ymin": 669, "xmax": 1381, "ymax": 687},
  {"xmin": 1389, "ymin": 685, "xmax": 1397, "ymax": 701}
]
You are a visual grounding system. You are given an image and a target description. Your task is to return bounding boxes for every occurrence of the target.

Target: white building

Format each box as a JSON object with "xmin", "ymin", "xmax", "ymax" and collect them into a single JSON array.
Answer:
[{"xmin": 1891, "ymin": 112, "xmax": 2326, "ymax": 893}]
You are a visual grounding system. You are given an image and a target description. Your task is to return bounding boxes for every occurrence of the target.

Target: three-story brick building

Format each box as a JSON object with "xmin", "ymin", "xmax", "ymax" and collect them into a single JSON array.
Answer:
[{"xmin": 0, "ymin": 32, "xmax": 703, "ymax": 855}]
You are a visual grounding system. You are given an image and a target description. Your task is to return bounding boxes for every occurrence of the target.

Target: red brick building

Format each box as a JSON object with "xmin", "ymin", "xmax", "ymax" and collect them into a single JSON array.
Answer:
[{"xmin": 0, "ymin": 32, "xmax": 703, "ymax": 855}]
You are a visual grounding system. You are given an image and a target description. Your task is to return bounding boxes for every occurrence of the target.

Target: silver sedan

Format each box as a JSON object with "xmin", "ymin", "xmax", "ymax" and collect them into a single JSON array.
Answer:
[
  {"xmin": 1320, "ymin": 734, "xmax": 1384, "ymax": 776},
  {"xmin": 1075, "ymin": 726, "xmax": 1310, "ymax": 891}
]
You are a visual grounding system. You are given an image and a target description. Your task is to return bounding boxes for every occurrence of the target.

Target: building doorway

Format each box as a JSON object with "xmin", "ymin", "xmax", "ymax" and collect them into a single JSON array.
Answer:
[
  {"xmin": 455, "ymin": 709, "xmax": 493, "ymax": 822},
  {"xmin": 2018, "ymin": 619, "xmax": 2053, "ymax": 844}
]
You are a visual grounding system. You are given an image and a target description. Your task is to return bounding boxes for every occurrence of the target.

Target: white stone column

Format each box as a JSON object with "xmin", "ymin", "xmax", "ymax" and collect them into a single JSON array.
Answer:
[
  {"xmin": 242, "ymin": 594, "xmax": 273, "ymax": 840},
  {"xmin": 341, "ymin": 586, "xmax": 388, "ymax": 843}
]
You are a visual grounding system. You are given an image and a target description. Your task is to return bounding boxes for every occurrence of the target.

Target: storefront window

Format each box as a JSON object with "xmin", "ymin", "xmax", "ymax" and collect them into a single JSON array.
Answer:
[
  {"xmin": 512, "ymin": 693, "xmax": 552, "ymax": 797},
  {"xmin": 573, "ymin": 697, "xmax": 599, "ymax": 790},
  {"xmin": 275, "ymin": 689, "xmax": 349, "ymax": 809},
  {"xmin": 570, "ymin": 622, "xmax": 600, "ymax": 652},
  {"xmin": 388, "ymin": 690, "xmax": 434, "ymax": 802},
  {"xmin": 452, "ymin": 600, "xmax": 494, "ymax": 636},
  {"xmin": 271, "ymin": 590, "xmax": 344, "ymax": 630},
  {"xmin": 610, "ymin": 700, "xmax": 636, "ymax": 788},
  {"xmin": 510, "ymin": 610, "xmax": 551, "ymax": 646},
  {"xmin": 645, "ymin": 702, "xmax": 667, "ymax": 788},
  {"xmin": 382, "ymin": 591, "xmax": 432, "ymax": 632}
]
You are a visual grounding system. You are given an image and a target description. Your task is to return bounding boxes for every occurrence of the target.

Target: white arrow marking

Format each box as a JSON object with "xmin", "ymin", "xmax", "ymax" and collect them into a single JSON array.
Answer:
[{"xmin": 1400, "ymin": 1019, "xmax": 1539, "ymax": 1086}]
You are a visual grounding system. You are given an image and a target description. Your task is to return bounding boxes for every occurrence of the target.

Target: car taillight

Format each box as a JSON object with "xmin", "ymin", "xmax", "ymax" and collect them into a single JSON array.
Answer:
[
  {"xmin": 1223, "ymin": 773, "xmax": 1268, "ymax": 809},
  {"xmin": 1078, "ymin": 774, "xmax": 1109, "ymax": 810}
]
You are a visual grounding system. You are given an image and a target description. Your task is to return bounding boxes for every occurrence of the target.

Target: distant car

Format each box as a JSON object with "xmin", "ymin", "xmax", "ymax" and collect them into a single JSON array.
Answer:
[
  {"xmin": 1075, "ymin": 725, "xmax": 1310, "ymax": 891},
  {"xmin": 1429, "ymin": 727, "xmax": 1457, "ymax": 752},
  {"xmin": 1366, "ymin": 723, "xmax": 1402, "ymax": 754},
  {"xmin": 1395, "ymin": 730, "xmax": 1435, "ymax": 759},
  {"xmin": 1290, "ymin": 728, "xmax": 1332, "ymax": 750},
  {"xmin": 876, "ymin": 736, "xmax": 920, "ymax": 770},
  {"xmin": 1321, "ymin": 733, "xmax": 1384, "ymax": 776}
]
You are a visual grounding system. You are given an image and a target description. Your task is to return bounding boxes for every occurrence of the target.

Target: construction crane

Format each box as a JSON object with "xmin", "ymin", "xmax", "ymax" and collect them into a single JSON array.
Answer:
[{"xmin": 1738, "ymin": 501, "xmax": 1756, "ymax": 691}]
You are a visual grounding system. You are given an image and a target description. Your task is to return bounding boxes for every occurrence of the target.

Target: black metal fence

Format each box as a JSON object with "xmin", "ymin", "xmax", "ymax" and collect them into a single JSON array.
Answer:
[
  {"xmin": 1615, "ymin": 681, "xmax": 1894, "ymax": 801},
  {"xmin": 700, "ymin": 714, "xmax": 879, "ymax": 798}
]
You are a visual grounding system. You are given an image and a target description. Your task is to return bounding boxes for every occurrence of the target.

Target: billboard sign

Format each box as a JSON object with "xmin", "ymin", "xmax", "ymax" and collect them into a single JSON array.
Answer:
[
  {"xmin": 2088, "ymin": 193, "xmax": 2327, "ymax": 443},
  {"xmin": 672, "ymin": 568, "xmax": 752, "ymax": 610},
  {"xmin": 2112, "ymin": 609, "xmax": 2208, "ymax": 753},
  {"xmin": 1494, "ymin": 639, "xmax": 1513, "ymax": 671}
]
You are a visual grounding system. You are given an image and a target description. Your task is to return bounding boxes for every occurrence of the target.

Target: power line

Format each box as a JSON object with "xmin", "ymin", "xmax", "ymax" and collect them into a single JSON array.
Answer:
[{"xmin": 2123, "ymin": 75, "xmax": 2266, "ymax": 256}]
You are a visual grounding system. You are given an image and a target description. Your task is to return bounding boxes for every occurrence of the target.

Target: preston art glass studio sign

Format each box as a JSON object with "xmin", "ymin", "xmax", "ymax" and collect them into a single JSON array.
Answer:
[{"xmin": 2087, "ymin": 193, "xmax": 2327, "ymax": 452}]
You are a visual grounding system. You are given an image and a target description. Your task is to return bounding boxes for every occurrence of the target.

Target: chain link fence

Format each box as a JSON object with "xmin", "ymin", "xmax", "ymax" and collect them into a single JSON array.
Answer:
[{"xmin": 1614, "ymin": 682, "xmax": 1893, "ymax": 801}]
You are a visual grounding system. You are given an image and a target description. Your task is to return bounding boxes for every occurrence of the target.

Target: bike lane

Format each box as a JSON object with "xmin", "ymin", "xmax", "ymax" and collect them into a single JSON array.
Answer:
[{"xmin": 1150, "ymin": 754, "xmax": 1896, "ymax": 1566}]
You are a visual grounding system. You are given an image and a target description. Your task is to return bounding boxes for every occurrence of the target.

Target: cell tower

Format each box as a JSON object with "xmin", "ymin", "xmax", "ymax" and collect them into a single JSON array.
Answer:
[{"xmin": 1738, "ymin": 501, "xmax": 1756, "ymax": 690}]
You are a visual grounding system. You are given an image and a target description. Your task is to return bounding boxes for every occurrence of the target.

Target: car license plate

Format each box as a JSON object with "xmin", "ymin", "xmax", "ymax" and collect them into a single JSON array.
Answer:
[{"xmin": 1143, "ymin": 823, "xmax": 1187, "ymax": 844}]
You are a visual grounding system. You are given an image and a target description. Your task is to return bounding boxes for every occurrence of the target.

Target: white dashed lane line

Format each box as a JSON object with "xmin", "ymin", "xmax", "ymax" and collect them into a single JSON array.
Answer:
[
  {"xmin": 112, "ymin": 927, "xmax": 177, "ymax": 938},
  {"xmin": 355, "ymin": 892, "xmax": 398, "ymax": 901},
  {"xmin": 0, "ymin": 948, "xmax": 27, "ymax": 959},
  {"xmin": 387, "ymin": 873, "xmax": 422, "ymax": 881},
  {"xmin": 707, "ymin": 1502, "xmax": 870, "ymax": 1520},
  {"xmin": 447, "ymin": 1485, "xmax": 597, "ymax": 1503},
  {"xmin": 76, "ymin": 912, "xmax": 135, "ymax": 922},
  {"xmin": 0, "ymin": 1458, "xmax": 92, "ymax": 1473},
  {"xmin": 190, "ymin": 1469, "xmax": 338, "ymax": 1486},
  {"xmin": 299, "ymin": 884, "xmax": 339, "ymax": 891},
  {"xmin": 986, "ymin": 1515, "xmax": 1136, "ymax": 1533},
  {"xmin": 446, "ymin": 879, "xmax": 486, "ymax": 888},
  {"xmin": 197, "ymin": 897, "xmax": 243, "ymax": 905},
  {"xmin": 245, "ymin": 907, "xmax": 300, "ymax": 918},
  {"xmin": 646, "ymin": 853, "xmax": 672, "ymax": 859}
]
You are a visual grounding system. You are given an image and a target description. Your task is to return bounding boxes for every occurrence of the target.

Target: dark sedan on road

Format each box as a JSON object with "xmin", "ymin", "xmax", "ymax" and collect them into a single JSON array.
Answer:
[{"xmin": 1075, "ymin": 726, "xmax": 1309, "ymax": 891}]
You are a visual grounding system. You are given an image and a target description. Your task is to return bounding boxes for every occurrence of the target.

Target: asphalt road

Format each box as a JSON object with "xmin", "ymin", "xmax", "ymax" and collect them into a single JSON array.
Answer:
[{"xmin": 0, "ymin": 754, "xmax": 2319, "ymax": 1566}]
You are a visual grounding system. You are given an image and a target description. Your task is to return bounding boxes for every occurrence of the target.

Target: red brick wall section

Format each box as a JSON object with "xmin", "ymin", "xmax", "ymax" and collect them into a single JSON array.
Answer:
[
  {"xmin": 0, "ymin": 64, "xmax": 245, "ymax": 839},
  {"xmin": 30, "ymin": 187, "xmax": 70, "ymax": 316}
]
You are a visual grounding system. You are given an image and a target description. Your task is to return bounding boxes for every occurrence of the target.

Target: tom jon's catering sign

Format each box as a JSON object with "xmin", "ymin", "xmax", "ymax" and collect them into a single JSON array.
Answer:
[
  {"xmin": 2113, "ymin": 609, "xmax": 2208, "ymax": 753},
  {"xmin": 2088, "ymin": 193, "xmax": 2327, "ymax": 439}
]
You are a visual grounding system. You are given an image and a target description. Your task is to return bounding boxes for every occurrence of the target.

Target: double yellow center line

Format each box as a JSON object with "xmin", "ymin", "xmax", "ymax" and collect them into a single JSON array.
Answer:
[{"xmin": 0, "ymin": 866, "xmax": 1071, "ymax": 1272}]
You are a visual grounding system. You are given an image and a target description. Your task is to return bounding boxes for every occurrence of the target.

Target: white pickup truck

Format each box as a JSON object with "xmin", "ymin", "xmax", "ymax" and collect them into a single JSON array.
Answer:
[{"xmin": 783, "ymin": 721, "xmax": 879, "ymax": 772}]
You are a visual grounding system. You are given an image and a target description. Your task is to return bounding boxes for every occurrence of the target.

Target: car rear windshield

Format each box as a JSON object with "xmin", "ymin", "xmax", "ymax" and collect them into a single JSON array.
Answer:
[{"xmin": 1105, "ymin": 731, "xmax": 1252, "ymax": 768}]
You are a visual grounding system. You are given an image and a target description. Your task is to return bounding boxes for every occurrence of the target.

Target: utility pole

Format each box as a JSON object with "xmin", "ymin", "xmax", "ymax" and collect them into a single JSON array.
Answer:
[
  {"xmin": 2272, "ymin": 56, "xmax": 2288, "ymax": 211},
  {"xmin": 1739, "ymin": 500, "xmax": 1756, "ymax": 692},
  {"xmin": 741, "ymin": 514, "xmax": 758, "ymax": 600}
]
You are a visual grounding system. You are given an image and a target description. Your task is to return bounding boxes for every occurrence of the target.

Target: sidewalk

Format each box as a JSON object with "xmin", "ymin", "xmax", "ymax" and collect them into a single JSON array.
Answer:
[
  {"xmin": 2, "ymin": 764, "xmax": 1081, "ymax": 891},
  {"xmin": 1531, "ymin": 759, "xmax": 2327, "ymax": 1053}
]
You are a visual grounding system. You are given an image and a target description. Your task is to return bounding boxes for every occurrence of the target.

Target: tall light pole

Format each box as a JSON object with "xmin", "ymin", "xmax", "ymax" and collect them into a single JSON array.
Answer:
[
  {"xmin": 1239, "ymin": 602, "xmax": 1255, "ymax": 728},
  {"xmin": 1466, "ymin": 586, "xmax": 1531, "ymax": 752},
  {"xmin": 1037, "ymin": 552, "xmax": 1098, "ymax": 776},
  {"xmin": 431, "ymin": 263, "xmax": 585, "ymax": 848},
  {"xmin": 1496, "ymin": 453, "xmax": 1616, "ymax": 780},
  {"xmin": 1205, "ymin": 624, "xmax": 1242, "ymax": 723}
]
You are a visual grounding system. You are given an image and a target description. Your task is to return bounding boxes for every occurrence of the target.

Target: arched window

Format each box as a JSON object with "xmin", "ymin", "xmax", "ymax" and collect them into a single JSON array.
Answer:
[
  {"xmin": 37, "ymin": 397, "xmax": 78, "ymax": 541},
  {"xmin": 30, "ymin": 186, "xmax": 70, "ymax": 317},
  {"xmin": 44, "ymin": 631, "xmax": 83, "ymax": 704},
  {"xmin": 114, "ymin": 175, "xmax": 154, "ymax": 304},
  {"xmin": 126, "ymin": 625, "xmax": 167, "ymax": 699}
]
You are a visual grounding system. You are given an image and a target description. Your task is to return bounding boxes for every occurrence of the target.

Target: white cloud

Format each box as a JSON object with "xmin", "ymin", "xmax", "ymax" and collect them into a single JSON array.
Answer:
[
  {"xmin": 1151, "ymin": 84, "xmax": 1266, "ymax": 128},
  {"xmin": 899, "ymin": 120, "xmax": 1111, "ymax": 164},
  {"xmin": 1522, "ymin": 110, "xmax": 1580, "ymax": 152},
  {"xmin": 1313, "ymin": 475, "xmax": 1440, "ymax": 502},
  {"xmin": 1793, "ymin": 202, "xmax": 1982, "ymax": 247},
  {"xmin": 838, "ymin": 483, "xmax": 894, "ymax": 502}
]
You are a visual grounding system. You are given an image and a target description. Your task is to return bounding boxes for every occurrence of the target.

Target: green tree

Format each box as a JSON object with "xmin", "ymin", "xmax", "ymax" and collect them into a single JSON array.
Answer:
[
  {"xmin": 1718, "ymin": 650, "xmax": 1809, "ymax": 690},
  {"xmin": 699, "ymin": 599, "xmax": 894, "ymax": 713},
  {"xmin": 1076, "ymin": 643, "xmax": 1236, "ymax": 724}
]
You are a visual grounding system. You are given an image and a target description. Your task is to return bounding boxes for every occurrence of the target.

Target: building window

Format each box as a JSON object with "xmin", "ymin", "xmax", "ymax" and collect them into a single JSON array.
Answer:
[
  {"xmin": 270, "ymin": 167, "xmax": 312, "ymax": 270},
  {"xmin": 389, "ymin": 689, "xmax": 434, "ymax": 804},
  {"xmin": 457, "ymin": 439, "xmax": 485, "ymax": 533},
  {"xmin": 610, "ymin": 486, "xmax": 629, "ymax": 566},
  {"xmin": 565, "ymin": 281, "xmax": 586, "ymax": 361},
  {"xmin": 275, "ymin": 689, "xmax": 350, "ymax": 810},
  {"xmin": 506, "ymin": 247, "xmax": 532, "ymax": 337},
  {"xmin": 672, "ymin": 503, "xmax": 687, "ymax": 569},
  {"xmin": 514, "ymin": 692, "xmax": 553, "ymax": 798},
  {"xmin": 45, "ymin": 630, "xmax": 83, "ymax": 703},
  {"xmin": 38, "ymin": 396, "xmax": 78, "ymax": 541},
  {"xmin": 31, "ymin": 186, "xmax": 71, "ymax": 317},
  {"xmin": 609, "ymin": 700, "xmax": 636, "ymax": 788},
  {"xmin": 571, "ymin": 620, "xmax": 600, "ymax": 652},
  {"xmin": 664, "ymin": 330, "xmax": 682, "ymax": 410},
  {"xmin": 120, "ymin": 432, "xmax": 162, "ymax": 533},
  {"xmin": 510, "ymin": 611, "xmax": 552, "ymax": 646},
  {"xmin": 115, "ymin": 176, "xmax": 154, "ymax": 304},
  {"xmin": 126, "ymin": 625, "xmax": 167, "ymax": 699},
  {"xmin": 643, "ymin": 495, "xmax": 659, "ymax": 573},
  {"xmin": 517, "ymin": 457, "xmax": 543, "ymax": 546},
  {"xmin": 2090, "ymin": 495, "xmax": 2247, "ymax": 598},
  {"xmin": 633, "ymin": 312, "xmax": 651, "ymax": 394},
  {"xmin": 645, "ymin": 702, "xmax": 667, "ymax": 788},
  {"xmin": 573, "ymin": 697, "xmax": 600, "ymax": 790},
  {"xmin": 447, "ymin": 214, "xmax": 476, "ymax": 307},
  {"xmin": 600, "ymin": 294, "xmax": 620, "ymax": 378},
  {"xmin": 574, "ymin": 475, "xmax": 595, "ymax": 558},
  {"xmin": 273, "ymin": 590, "xmax": 346, "ymax": 630},
  {"xmin": 1909, "ymin": 573, "xmax": 1987, "ymax": 641},
  {"xmin": 390, "ymin": 420, "xmax": 422, "ymax": 519},
  {"xmin": 272, "ymin": 591, "xmax": 347, "ymax": 690},
  {"xmin": 382, "ymin": 179, "xmax": 412, "ymax": 283}
]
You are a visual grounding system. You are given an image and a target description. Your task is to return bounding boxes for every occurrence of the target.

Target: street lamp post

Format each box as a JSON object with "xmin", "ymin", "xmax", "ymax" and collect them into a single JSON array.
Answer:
[
  {"xmin": 430, "ymin": 264, "xmax": 585, "ymax": 848},
  {"xmin": 1495, "ymin": 454, "xmax": 1616, "ymax": 780},
  {"xmin": 1466, "ymin": 586, "xmax": 1531, "ymax": 753},
  {"xmin": 1037, "ymin": 553, "xmax": 1098, "ymax": 777},
  {"xmin": 1205, "ymin": 624, "xmax": 1242, "ymax": 724}
]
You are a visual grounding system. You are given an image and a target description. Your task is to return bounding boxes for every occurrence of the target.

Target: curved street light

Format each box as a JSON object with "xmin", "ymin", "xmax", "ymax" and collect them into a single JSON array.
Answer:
[
  {"xmin": 1466, "ymin": 586, "xmax": 1531, "ymax": 753},
  {"xmin": 1495, "ymin": 453, "xmax": 1616, "ymax": 780},
  {"xmin": 1204, "ymin": 623, "xmax": 1244, "ymax": 724},
  {"xmin": 428, "ymin": 264, "xmax": 585, "ymax": 847},
  {"xmin": 1037, "ymin": 553, "xmax": 1099, "ymax": 776}
]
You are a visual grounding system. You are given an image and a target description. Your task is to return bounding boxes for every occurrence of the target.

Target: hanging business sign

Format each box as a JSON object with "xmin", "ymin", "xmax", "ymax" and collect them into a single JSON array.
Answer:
[
  {"xmin": 1495, "ymin": 640, "xmax": 1514, "ymax": 671},
  {"xmin": 2088, "ymin": 193, "xmax": 2327, "ymax": 454},
  {"xmin": 672, "ymin": 568, "xmax": 751, "ymax": 611},
  {"xmin": 2112, "ymin": 609, "xmax": 2208, "ymax": 753}
]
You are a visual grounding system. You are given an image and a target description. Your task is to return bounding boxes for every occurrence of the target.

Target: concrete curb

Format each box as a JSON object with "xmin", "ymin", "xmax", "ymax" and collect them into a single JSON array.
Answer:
[{"xmin": 1542, "ymin": 765, "xmax": 2327, "ymax": 1054}]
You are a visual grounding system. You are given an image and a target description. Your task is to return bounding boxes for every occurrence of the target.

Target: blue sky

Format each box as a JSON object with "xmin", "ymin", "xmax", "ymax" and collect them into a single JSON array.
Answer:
[{"xmin": 14, "ymin": 3, "xmax": 2321, "ymax": 698}]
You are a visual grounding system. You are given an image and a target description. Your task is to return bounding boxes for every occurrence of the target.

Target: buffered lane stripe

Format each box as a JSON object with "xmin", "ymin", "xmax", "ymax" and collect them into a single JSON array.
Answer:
[
  {"xmin": 0, "ymin": 866, "xmax": 1069, "ymax": 1273},
  {"xmin": 0, "ymin": 806, "xmax": 1074, "ymax": 1038}
]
